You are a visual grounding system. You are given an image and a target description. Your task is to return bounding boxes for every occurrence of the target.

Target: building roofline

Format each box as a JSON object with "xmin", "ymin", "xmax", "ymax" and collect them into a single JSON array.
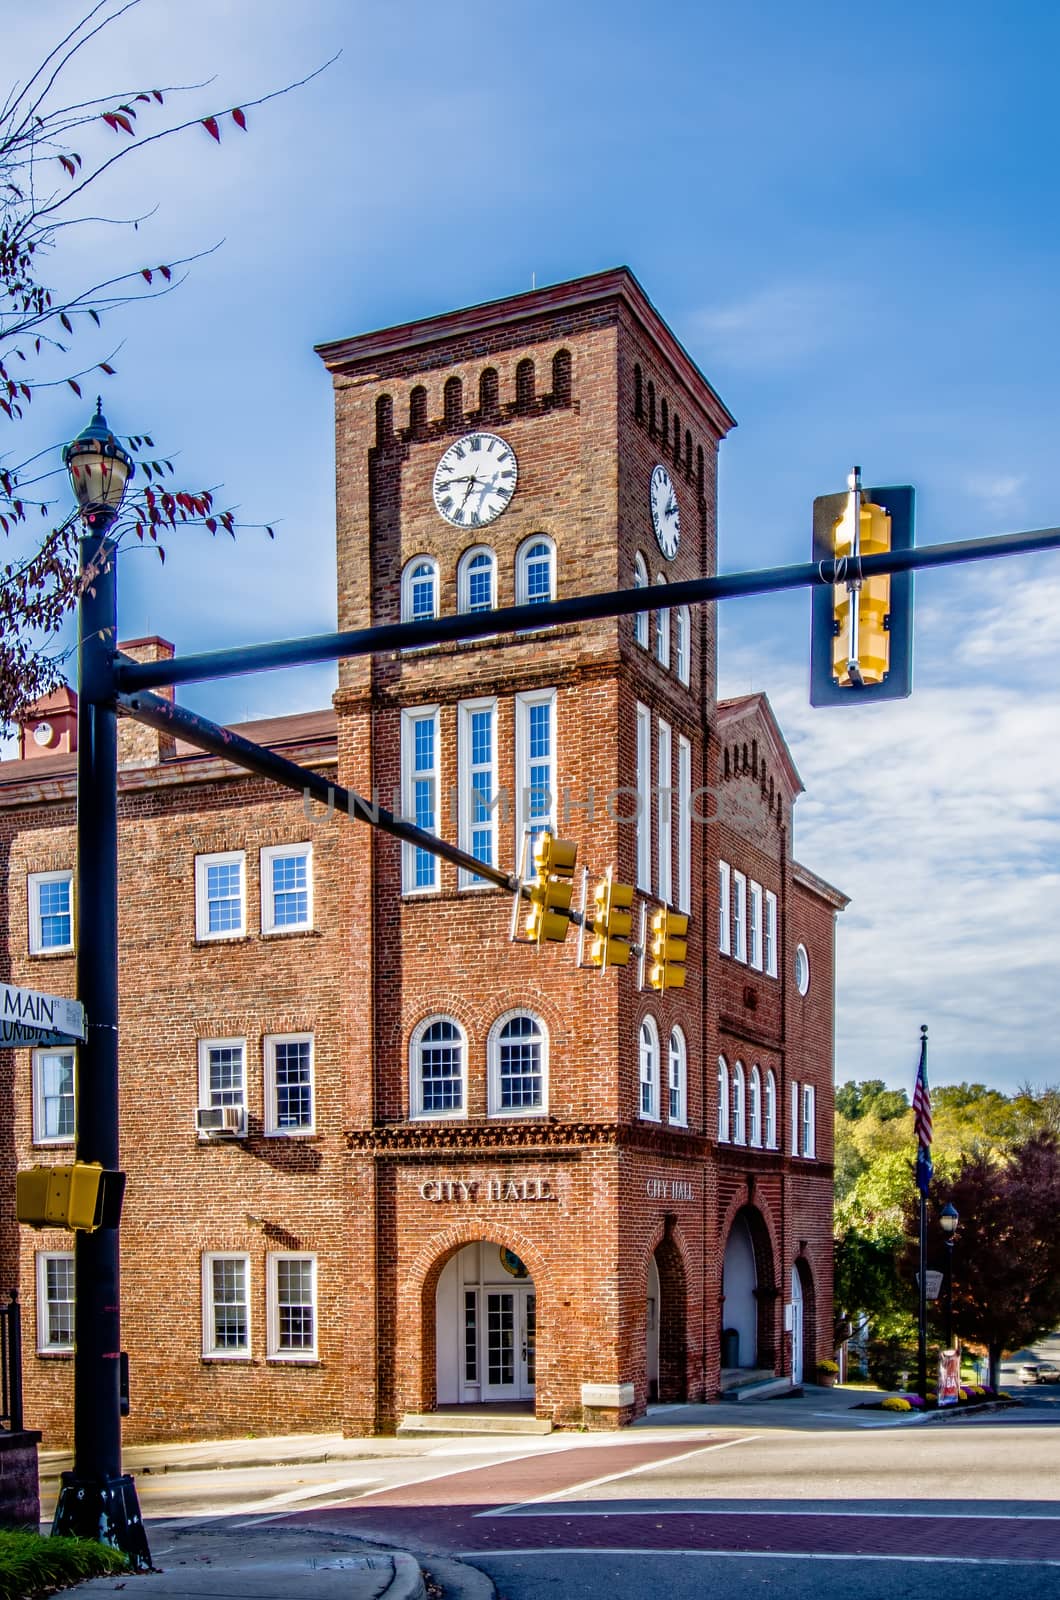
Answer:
[
  {"xmin": 792, "ymin": 859, "xmax": 850, "ymax": 911},
  {"xmin": 716, "ymin": 692, "xmax": 805, "ymax": 797}
]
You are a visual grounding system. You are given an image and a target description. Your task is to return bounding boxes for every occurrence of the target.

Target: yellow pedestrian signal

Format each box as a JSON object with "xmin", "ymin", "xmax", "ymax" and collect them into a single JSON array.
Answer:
[
  {"xmin": 16, "ymin": 1162, "xmax": 126, "ymax": 1232},
  {"xmin": 524, "ymin": 832, "xmax": 578, "ymax": 944},
  {"xmin": 831, "ymin": 485, "xmax": 893, "ymax": 688},
  {"xmin": 648, "ymin": 908, "xmax": 688, "ymax": 991},
  {"xmin": 589, "ymin": 874, "xmax": 634, "ymax": 968}
]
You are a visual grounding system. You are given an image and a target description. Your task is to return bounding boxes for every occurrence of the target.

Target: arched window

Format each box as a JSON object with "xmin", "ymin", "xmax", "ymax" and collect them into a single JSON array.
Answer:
[
  {"xmin": 668, "ymin": 1026, "xmax": 687, "ymax": 1127},
  {"xmin": 697, "ymin": 444, "xmax": 705, "ymax": 498},
  {"xmin": 458, "ymin": 546, "xmax": 496, "ymax": 613},
  {"xmin": 634, "ymin": 363, "xmax": 644, "ymax": 420},
  {"xmin": 375, "ymin": 393, "xmax": 393, "ymax": 444},
  {"xmin": 488, "ymin": 1011, "xmax": 547, "ymax": 1115},
  {"xmin": 516, "ymin": 358, "xmax": 535, "ymax": 410},
  {"xmin": 674, "ymin": 605, "xmax": 690, "ymax": 686},
  {"xmin": 401, "ymin": 556, "xmax": 438, "ymax": 622},
  {"xmin": 634, "ymin": 552, "xmax": 649, "ymax": 648},
  {"xmin": 409, "ymin": 385, "xmax": 428, "ymax": 438},
  {"xmin": 551, "ymin": 348, "xmax": 571, "ymax": 404},
  {"xmin": 717, "ymin": 1057, "xmax": 730, "ymax": 1142},
  {"xmin": 765, "ymin": 1069, "xmax": 778, "ymax": 1149},
  {"xmin": 443, "ymin": 375, "xmax": 463, "ymax": 430},
  {"xmin": 639, "ymin": 1015, "xmax": 660, "ymax": 1121},
  {"xmin": 410, "ymin": 1017, "xmax": 466, "ymax": 1118},
  {"xmin": 655, "ymin": 577, "xmax": 670, "ymax": 669},
  {"xmin": 516, "ymin": 535, "xmax": 554, "ymax": 605},
  {"xmin": 749, "ymin": 1064, "xmax": 762, "ymax": 1147},
  {"xmin": 732, "ymin": 1060, "xmax": 746, "ymax": 1145},
  {"xmin": 647, "ymin": 381, "xmax": 657, "ymax": 436},
  {"xmin": 479, "ymin": 367, "xmax": 499, "ymax": 419}
]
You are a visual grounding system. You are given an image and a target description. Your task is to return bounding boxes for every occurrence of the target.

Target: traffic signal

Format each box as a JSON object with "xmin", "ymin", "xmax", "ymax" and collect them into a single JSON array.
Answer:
[
  {"xmin": 648, "ymin": 908, "xmax": 688, "ymax": 991},
  {"xmin": 588, "ymin": 873, "xmax": 635, "ymax": 969},
  {"xmin": 524, "ymin": 832, "xmax": 577, "ymax": 944},
  {"xmin": 810, "ymin": 472, "xmax": 915, "ymax": 707},
  {"xmin": 16, "ymin": 1162, "xmax": 126, "ymax": 1232}
]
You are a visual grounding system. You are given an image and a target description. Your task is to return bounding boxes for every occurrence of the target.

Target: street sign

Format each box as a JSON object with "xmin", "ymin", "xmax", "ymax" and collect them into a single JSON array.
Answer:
[{"xmin": 0, "ymin": 983, "xmax": 85, "ymax": 1049}]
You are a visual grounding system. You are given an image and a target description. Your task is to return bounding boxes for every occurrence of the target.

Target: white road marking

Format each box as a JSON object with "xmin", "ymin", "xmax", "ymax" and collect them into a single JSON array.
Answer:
[
  {"xmin": 485, "ymin": 1436, "xmax": 757, "ymax": 1517},
  {"xmin": 485, "ymin": 1504, "xmax": 1060, "ymax": 1522},
  {"xmin": 459, "ymin": 1547, "xmax": 1060, "ymax": 1568}
]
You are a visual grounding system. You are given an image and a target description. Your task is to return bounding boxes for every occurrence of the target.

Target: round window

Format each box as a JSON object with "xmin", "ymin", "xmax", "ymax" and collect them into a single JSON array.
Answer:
[{"xmin": 794, "ymin": 943, "xmax": 810, "ymax": 996}]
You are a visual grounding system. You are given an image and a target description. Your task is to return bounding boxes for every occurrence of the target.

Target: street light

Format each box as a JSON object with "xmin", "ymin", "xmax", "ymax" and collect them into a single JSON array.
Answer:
[
  {"xmin": 940, "ymin": 1201, "xmax": 960, "ymax": 1351},
  {"xmin": 61, "ymin": 398, "xmax": 134, "ymax": 532}
]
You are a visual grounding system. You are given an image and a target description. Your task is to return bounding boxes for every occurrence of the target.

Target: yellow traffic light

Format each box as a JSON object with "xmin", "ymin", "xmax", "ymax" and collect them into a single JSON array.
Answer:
[
  {"xmin": 648, "ymin": 908, "xmax": 688, "ymax": 991},
  {"xmin": 831, "ymin": 487, "xmax": 893, "ymax": 688},
  {"xmin": 589, "ymin": 874, "xmax": 634, "ymax": 968},
  {"xmin": 16, "ymin": 1162, "xmax": 126, "ymax": 1232},
  {"xmin": 524, "ymin": 832, "xmax": 577, "ymax": 944}
]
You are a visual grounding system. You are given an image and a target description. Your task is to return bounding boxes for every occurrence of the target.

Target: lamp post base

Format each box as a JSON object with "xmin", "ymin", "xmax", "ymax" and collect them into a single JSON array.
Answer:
[{"xmin": 52, "ymin": 1471, "xmax": 151, "ymax": 1569}]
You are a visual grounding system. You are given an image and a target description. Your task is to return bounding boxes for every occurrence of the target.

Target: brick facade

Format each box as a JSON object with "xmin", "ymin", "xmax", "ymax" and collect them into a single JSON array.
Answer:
[{"xmin": 1, "ymin": 269, "xmax": 846, "ymax": 1445}]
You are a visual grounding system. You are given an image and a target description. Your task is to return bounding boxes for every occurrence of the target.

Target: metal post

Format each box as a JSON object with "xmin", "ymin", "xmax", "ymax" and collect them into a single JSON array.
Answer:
[
  {"xmin": 917, "ymin": 1194, "xmax": 928, "ymax": 1401},
  {"xmin": 51, "ymin": 534, "xmax": 150, "ymax": 1567},
  {"xmin": 944, "ymin": 1236, "xmax": 955, "ymax": 1351}
]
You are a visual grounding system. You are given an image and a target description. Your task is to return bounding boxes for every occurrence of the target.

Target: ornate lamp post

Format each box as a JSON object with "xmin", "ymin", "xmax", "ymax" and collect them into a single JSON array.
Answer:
[{"xmin": 940, "ymin": 1201, "xmax": 960, "ymax": 1351}]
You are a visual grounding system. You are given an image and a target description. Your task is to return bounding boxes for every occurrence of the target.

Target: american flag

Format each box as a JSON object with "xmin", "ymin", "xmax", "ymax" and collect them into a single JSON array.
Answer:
[{"xmin": 913, "ymin": 1028, "xmax": 932, "ymax": 1194}]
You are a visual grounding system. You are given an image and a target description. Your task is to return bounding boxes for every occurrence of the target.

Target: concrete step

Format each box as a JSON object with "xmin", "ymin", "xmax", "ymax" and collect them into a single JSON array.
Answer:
[
  {"xmin": 398, "ymin": 1411, "xmax": 553, "ymax": 1437},
  {"xmin": 727, "ymin": 1376, "xmax": 798, "ymax": 1402}
]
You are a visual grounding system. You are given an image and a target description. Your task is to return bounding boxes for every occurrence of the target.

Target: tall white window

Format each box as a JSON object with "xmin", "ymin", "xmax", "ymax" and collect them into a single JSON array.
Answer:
[
  {"xmin": 717, "ymin": 1057, "xmax": 730, "ymax": 1142},
  {"xmin": 639, "ymin": 1015, "xmax": 660, "ymax": 1121},
  {"xmin": 489, "ymin": 1011, "xmax": 547, "ymax": 1116},
  {"xmin": 198, "ymin": 1038, "xmax": 246, "ymax": 1119},
  {"xmin": 458, "ymin": 546, "xmax": 497, "ymax": 613},
  {"xmin": 195, "ymin": 851, "xmax": 246, "ymax": 940},
  {"xmin": 657, "ymin": 719, "xmax": 672, "ymax": 905},
  {"xmin": 516, "ymin": 535, "xmax": 555, "ymax": 605},
  {"xmin": 636, "ymin": 702, "xmax": 651, "ymax": 890},
  {"xmin": 732, "ymin": 1060, "xmax": 746, "ymax": 1145},
  {"xmin": 668, "ymin": 1026, "xmax": 687, "ymax": 1127},
  {"xmin": 674, "ymin": 606, "xmax": 690, "ymax": 686},
  {"xmin": 791, "ymin": 1080, "xmax": 800, "ymax": 1155},
  {"xmin": 267, "ymin": 1253, "xmax": 317, "ymax": 1361},
  {"xmin": 748, "ymin": 1064, "xmax": 762, "ymax": 1147},
  {"xmin": 633, "ymin": 552, "xmax": 649, "ymax": 647},
  {"xmin": 265, "ymin": 1034, "xmax": 314, "ymax": 1135},
  {"xmin": 458, "ymin": 697, "xmax": 498, "ymax": 887},
  {"xmin": 410, "ymin": 1016, "xmax": 466, "ymax": 1119},
  {"xmin": 677, "ymin": 736, "xmax": 692, "ymax": 915},
  {"xmin": 765, "ymin": 1069, "xmax": 778, "ymax": 1149},
  {"xmin": 401, "ymin": 707, "xmax": 440, "ymax": 893},
  {"xmin": 765, "ymin": 891, "xmax": 778, "ymax": 978},
  {"xmin": 654, "ymin": 578, "xmax": 671, "ymax": 669},
  {"xmin": 749, "ymin": 881, "xmax": 763, "ymax": 970},
  {"xmin": 801, "ymin": 1084, "xmax": 817, "ymax": 1158},
  {"xmin": 718, "ymin": 861, "xmax": 731, "ymax": 955},
  {"xmin": 732, "ymin": 870, "xmax": 747, "ymax": 963},
  {"xmin": 32, "ymin": 1049, "xmax": 75, "ymax": 1144},
  {"xmin": 515, "ymin": 688, "xmax": 556, "ymax": 859},
  {"xmin": 401, "ymin": 555, "xmax": 438, "ymax": 622},
  {"xmin": 260, "ymin": 843, "xmax": 312, "ymax": 934},
  {"xmin": 28, "ymin": 870, "xmax": 73, "ymax": 954},
  {"xmin": 202, "ymin": 1253, "xmax": 251, "ymax": 1357},
  {"xmin": 36, "ymin": 1251, "xmax": 74, "ymax": 1352}
]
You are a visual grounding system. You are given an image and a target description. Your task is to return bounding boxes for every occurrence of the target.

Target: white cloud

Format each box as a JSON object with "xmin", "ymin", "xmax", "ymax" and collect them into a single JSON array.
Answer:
[{"xmin": 692, "ymin": 282, "xmax": 859, "ymax": 371}]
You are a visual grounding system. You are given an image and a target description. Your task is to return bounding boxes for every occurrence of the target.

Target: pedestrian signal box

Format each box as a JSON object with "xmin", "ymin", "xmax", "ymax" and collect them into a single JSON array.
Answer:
[{"xmin": 16, "ymin": 1162, "xmax": 126, "ymax": 1232}]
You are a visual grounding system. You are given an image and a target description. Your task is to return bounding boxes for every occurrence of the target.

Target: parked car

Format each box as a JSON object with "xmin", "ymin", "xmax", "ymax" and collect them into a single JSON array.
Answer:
[
  {"xmin": 1016, "ymin": 1362, "xmax": 1041, "ymax": 1383},
  {"xmin": 1032, "ymin": 1359, "xmax": 1060, "ymax": 1383}
]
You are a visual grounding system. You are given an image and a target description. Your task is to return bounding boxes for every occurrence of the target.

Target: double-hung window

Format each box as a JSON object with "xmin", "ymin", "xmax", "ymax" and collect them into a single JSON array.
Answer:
[
  {"xmin": 677, "ymin": 736, "xmax": 692, "ymax": 914},
  {"xmin": 195, "ymin": 852, "xmax": 246, "ymax": 940},
  {"xmin": 801, "ymin": 1084, "xmax": 817, "ymax": 1158},
  {"xmin": 748, "ymin": 1065, "xmax": 762, "ymax": 1146},
  {"xmin": 401, "ymin": 707, "xmax": 440, "ymax": 893},
  {"xmin": 260, "ymin": 843, "xmax": 312, "ymax": 934},
  {"xmin": 636, "ymin": 703, "xmax": 651, "ymax": 890},
  {"xmin": 265, "ymin": 1034, "xmax": 314, "ymax": 1134},
  {"xmin": 668, "ymin": 1027, "xmax": 687, "ymax": 1127},
  {"xmin": 657, "ymin": 719, "xmax": 672, "ymax": 905},
  {"xmin": 36, "ymin": 1251, "xmax": 74, "ymax": 1352},
  {"xmin": 765, "ymin": 1069, "xmax": 778, "ymax": 1148},
  {"xmin": 718, "ymin": 861, "xmax": 731, "ymax": 955},
  {"xmin": 639, "ymin": 1016, "xmax": 660, "ymax": 1121},
  {"xmin": 401, "ymin": 556, "xmax": 438, "ymax": 623},
  {"xmin": 489, "ymin": 1011, "xmax": 547, "ymax": 1116},
  {"xmin": 654, "ymin": 579, "xmax": 671, "ymax": 670},
  {"xmin": 516, "ymin": 536, "xmax": 555, "ymax": 606},
  {"xmin": 202, "ymin": 1253, "xmax": 251, "ymax": 1357},
  {"xmin": 459, "ymin": 697, "xmax": 498, "ymax": 887},
  {"xmin": 717, "ymin": 1057, "xmax": 730, "ymax": 1142},
  {"xmin": 633, "ymin": 553, "xmax": 649, "ymax": 647},
  {"xmin": 459, "ymin": 546, "xmax": 496, "ymax": 613},
  {"xmin": 515, "ymin": 689, "xmax": 556, "ymax": 861},
  {"xmin": 411, "ymin": 1017, "xmax": 466, "ymax": 1118},
  {"xmin": 198, "ymin": 1038, "xmax": 246, "ymax": 1122},
  {"xmin": 267, "ymin": 1253, "xmax": 317, "ymax": 1361},
  {"xmin": 674, "ymin": 606, "xmax": 690, "ymax": 685},
  {"xmin": 749, "ymin": 881, "xmax": 763, "ymax": 970},
  {"xmin": 732, "ymin": 870, "xmax": 747, "ymax": 963},
  {"xmin": 732, "ymin": 1060, "xmax": 746, "ymax": 1145},
  {"xmin": 28, "ymin": 870, "xmax": 73, "ymax": 954},
  {"xmin": 765, "ymin": 891, "xmax": 778, "ymax": 978},
  {"xmin": 32, "ymin": 1049, "xmax": 75, "ymax": 1144}
]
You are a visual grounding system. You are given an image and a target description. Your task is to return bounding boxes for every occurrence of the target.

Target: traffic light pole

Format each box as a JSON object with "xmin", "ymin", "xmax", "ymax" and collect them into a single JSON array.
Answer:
[{"xmin": 52, "ymin": 534, "xmax": 150, "ymax": 1568}]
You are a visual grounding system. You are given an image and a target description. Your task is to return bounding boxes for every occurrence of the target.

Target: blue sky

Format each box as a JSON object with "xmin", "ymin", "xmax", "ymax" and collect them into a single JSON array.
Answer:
[{"xmin": 10, "ymin": 0, "xmax": 1060, "ymax": 1097}]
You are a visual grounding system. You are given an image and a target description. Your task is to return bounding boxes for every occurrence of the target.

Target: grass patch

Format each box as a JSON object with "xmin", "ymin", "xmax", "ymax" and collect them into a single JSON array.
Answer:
[{"xmin": 0, "ymin": 1528, "xmax": 129, "ymax": 1600}]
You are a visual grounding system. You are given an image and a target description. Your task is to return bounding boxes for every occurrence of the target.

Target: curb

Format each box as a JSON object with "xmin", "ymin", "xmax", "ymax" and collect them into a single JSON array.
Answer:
[
  {"xmin": 421, "ymin": 1555, "xmax": 497, "ymax": 1600},
  {"xmin": 387, "ymin": 1552, "xmax": 428, "ymax": 1600}
]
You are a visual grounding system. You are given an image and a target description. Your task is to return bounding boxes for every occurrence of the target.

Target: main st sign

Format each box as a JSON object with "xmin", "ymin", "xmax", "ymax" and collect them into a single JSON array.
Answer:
[{"xmin": 0, "ymin": 982, "xmax": 86, "ymax": 1049}]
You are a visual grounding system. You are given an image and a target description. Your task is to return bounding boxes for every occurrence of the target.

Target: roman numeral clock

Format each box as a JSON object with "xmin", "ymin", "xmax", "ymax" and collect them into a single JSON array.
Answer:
[{"xmin": 432, "ymin": 432, "xmax": 518, "ymax": 529}]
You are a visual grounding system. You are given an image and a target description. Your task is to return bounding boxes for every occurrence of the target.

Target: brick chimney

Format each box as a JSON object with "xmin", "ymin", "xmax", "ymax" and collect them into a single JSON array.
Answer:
[{"xmin": 116, "ymin": 637, "xmax": 176, "ymax": 767}]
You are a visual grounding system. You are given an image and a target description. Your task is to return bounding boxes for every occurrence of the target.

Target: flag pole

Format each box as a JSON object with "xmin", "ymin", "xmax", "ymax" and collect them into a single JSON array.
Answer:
[{"xmin": 914, "ymin": 1024, "xmax": 930, "ymax": 1400}]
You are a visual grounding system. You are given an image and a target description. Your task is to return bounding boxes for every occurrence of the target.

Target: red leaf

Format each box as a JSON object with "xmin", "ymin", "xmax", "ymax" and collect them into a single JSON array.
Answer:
[
  {"xmin": 160, "ymin": 265, "xmax": 172, "ymax": 281},
  {"xmin": 141, "ymin": 268, "xmax": 153, "ymax": 284},
  {"xmin": 205, "ymin": 517, "xmax": 217, "ymax": 533},
  {"xmin": 99, "ymin": 362, "xmax": 116, "ymax": 376},
  {"xmin": 102, "ymin": 112, "xmax": 120, "ymax": 132},
  {"xmin": 232, "ymin": 107, "xmax": 247, "ymax": 130},
  {"xmin": 152, "ymin": 90, "xmax": 164, "ymax": 104},
  {"xmin": 67, "ymin": 379, "xmax": 81, "ymax": 396},
  {"xmin": 59, "ymin": 155, "xmax": 76, "ymax": 178},
  {"xmin": 114, "ymin": 113, "xmax": 134, "ymax": 135},
  {"xmin": 60, "ymin": 313, "xmax": 72, "ymax": 333},
  {"xmin": 202, "ymin": 116, "xmax": 221, "ymax": 142}
]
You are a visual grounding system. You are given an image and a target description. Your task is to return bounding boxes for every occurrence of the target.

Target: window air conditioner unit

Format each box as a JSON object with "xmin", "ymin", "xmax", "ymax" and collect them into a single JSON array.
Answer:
[{"xmin": 196, "ymin": 1105, "xmax": 245, "ymax": 1137}]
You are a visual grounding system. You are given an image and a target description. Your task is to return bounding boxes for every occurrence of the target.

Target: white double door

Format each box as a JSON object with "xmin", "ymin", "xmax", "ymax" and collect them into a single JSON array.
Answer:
[
  {"xmin": 436, "ymin": 1241, "xmax": 537, "ymax": 1405},
  {"xmin": 480, "ymin": 1285, "xmax": 536, "ymax": 1401}
]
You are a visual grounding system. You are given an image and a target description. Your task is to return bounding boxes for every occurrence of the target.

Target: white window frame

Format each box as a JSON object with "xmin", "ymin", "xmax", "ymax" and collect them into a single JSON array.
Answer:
[
  {"xmin": 795, "ymin": 942, "xmax": 811, "ymax": 995},
  {"xmin": 668, "ymin": 1026, "xmax": 687, "ymax": 1127},
  {"xmin": 765, "ymin": 1069, "xmax": 778, "ymax": 1149},
  {"xmin": 401, "ymin": 706, "xmax": 440, "ymax": 894},
  {"xmin": 765, "ymin": 891, "xmax": 778, "ymax": 978},
  {"xmin": 409, "ymin": 1015, "xmax": 468, "ymax": 1120},
  {"xmin": 515, "ymin": 687, "xmax": 557, "ymax": 859},
  {"xmin": 654, "ymin": 578, "xmax": 671, "ymax": 669},
  {"xmin": 718, "ymin": 861, "xmax": 731, "ymax": 955},
  {"xmin": 488, "ymin": 1009, "xmax": 548, "ymax": 1118},
  {"xmin": 198, "ymin": 1037, "xmax": 247, "ymax": 1120},
  {"xmin": 639, "ymin": 1014, "xmax": 660, "ymax": 1122},
  {"xmin": 801, "ymin": 1083, "xmax": 817, "ymax": 1158},
  {"xmin": 732, "ymin": 870, "xmax": 747, "ymax": 963},
  {"xmin": 260, "ymin": 842, "xmax": 313, "ymax": 935},
  {"xmin": 748, "ymin": 1064, "xmax": 762, "ymax": 1147},
  {"xmin": 674, "ymin": 605, "xmax": 691, "ymax": 686},
  {"xmin": 732, "ymin": 1060, "xmax": 746, "ymax": 1145},
  {"xmin": 457, "ymin": 545, "xmax": 497, "ymax": 613},
  {"xmin": 400, "ymin": 554, "xmax": 438, "ymax": 622},
  {"xmin": 264, "ymin": 1033, "xmax": 315, "ymax": 1136},
  {"xmin": 202, "ymin": 1252, "xmax": 252, "ymax": 1359},
  {"xmin": 791, "ymin": 1079, "xmax": 800, "ymax": 1155},
  {"xmin": 677, "ymin": 736, "xmax": 692, "ymax": 915},
  {"xmin": 458, "ymin": 696, "xmax": 499, "ymax": 889},
  {"xmin": 32, "ymin": 1048, "xmax": 76, "ymax": 1146},
  {"xmin": 267, "ymin": 1252, "xmax": 318, "ymax": 1362},
  {"xmin": 749, "ymin": 880, "xmax": 763, "ymax": 971},
  {"xmin": 657, "ymin": 719, "xmax": 672, "ymax": 906},
  {"xmin": 515, "ymin": 534, "xmax": 555, "ymax": 606},
  {"xmin": 636, "ymin": 702, "xmax": 651, "ymax": 891},
  {"xmin": 633, "ymin": 552, "xmax": 649, "ymax": 647},
  {"xmin": 28, "ymin": 869, "xmax": 74, "ymax": 955},
  {"xmin": 717, "ymin": 1057, "xmax": 730, "ymax": 1142},
  {"xmin": 194, "ymin": 851, "xmax": 246, "ymax": 941},
  {"xmin": 36, "ymin": 1250, "xmax": 74, "ymax": 1353}
]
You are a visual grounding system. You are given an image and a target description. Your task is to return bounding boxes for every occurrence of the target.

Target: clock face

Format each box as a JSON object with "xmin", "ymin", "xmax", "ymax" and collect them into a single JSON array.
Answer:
[
  {"xmin": 433, "ymin": 432, "xmax": 518, "ymax": 529},
  {"xmin": 650, "ymin": 463, "xmax": 681, "ymax": 559},
  {"xmin": 32, "ymin": 721, "xmax": 54, "ymax": 747}
]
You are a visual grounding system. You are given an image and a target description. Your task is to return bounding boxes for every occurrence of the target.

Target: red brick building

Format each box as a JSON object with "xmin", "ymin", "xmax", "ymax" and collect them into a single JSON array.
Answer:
[{"xmin": 1, "ymin": 269, "xmax": 846, "ymax": 1444}]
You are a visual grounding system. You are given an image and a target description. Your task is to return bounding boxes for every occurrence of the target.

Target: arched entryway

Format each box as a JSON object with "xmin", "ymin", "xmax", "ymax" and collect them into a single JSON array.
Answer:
[
  {"xmin": 792, "ymin": 1256, "xmax": 817, "ymax": 1383},
  {"xmin": 435, "ymin": 1240, "xmax": 536, "ymax": 1406},
  {"xmin": 721, "ymin": 1204, "xmax": 779, "ymax": 1374},
  {"xmin": 790, "ymin": 1265, "xmax": 804, "ymax": 1383},
  {"xmin": 646, "ymin": 1232, "xmax": 688, "ymax": 1402}
]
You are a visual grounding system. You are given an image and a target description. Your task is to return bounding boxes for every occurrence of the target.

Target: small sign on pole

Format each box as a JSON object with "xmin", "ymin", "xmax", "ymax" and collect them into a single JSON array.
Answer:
[
  {"xmin": 938, "ymin": 1348, "xmax": 961, "ymax": 1407},
  {"xmin": 0, "ymin": 983, "xmax": 85, "ymax": 1049}
]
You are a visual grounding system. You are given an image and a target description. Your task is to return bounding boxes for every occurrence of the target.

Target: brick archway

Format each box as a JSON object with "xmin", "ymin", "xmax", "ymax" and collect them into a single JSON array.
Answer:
[
  {"xmin": 652, "ymin": 1225, "xmax": 688, "ymax": 1403},
  {"xmin": 793, "ymin": 1253, "xmax": 817, "ymax": 1378},
  {"xmin": 720, "ymin": 1202, "xmax": 780, "ymax": 1372}
]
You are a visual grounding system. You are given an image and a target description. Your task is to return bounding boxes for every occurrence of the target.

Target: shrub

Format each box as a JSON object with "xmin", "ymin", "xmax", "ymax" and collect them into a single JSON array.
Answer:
[
  {"xmin": 881, "ymin": 1396, "xmax": 912, "ymax": 1411},
  {"xmin": 868, "ymin": 1335, "xmax": 917, "ymax": 1391},
  {"xmin": 816, "ymin": 1360, "xmax": 839, "ymax": 1375},
  {"xmin": 0, "ymin": 1530, "xmax": 129, "ymax": 1600}
]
